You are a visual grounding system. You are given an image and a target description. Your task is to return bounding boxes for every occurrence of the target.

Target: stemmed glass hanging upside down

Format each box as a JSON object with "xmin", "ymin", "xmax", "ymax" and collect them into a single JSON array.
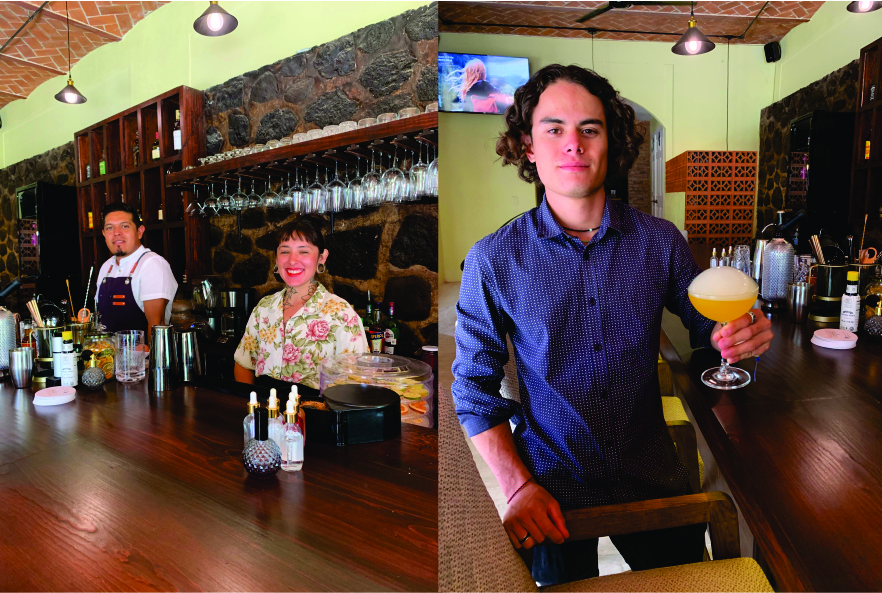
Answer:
[{"xmin": 687, "ymin": 266, "xmax": 759, "ymax": 390}]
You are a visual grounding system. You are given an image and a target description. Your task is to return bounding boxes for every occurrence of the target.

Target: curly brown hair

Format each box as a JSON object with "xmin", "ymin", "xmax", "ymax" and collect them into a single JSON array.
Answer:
[{"xmin": 496, "ymin": 64, "xmax": 644, "ymax": 185}]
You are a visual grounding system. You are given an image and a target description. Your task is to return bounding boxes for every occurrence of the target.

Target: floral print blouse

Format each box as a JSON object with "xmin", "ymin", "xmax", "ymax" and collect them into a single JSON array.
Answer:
[{"xmin": 234, "ymin": 283, "xmax": 368, "ymax": 389}]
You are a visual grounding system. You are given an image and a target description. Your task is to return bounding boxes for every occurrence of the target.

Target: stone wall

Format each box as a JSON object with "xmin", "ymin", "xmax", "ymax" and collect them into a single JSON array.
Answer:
[
  {"xmin": 204, "ymin": 3, "xmax": 439, "ymax": 355},
  {"xmin": 203, "ymin": 3, "xmax": 438, "ymax": 154},
  {"xmin": 0, "ymin": 142, "xmax": 76, "ymax": 307},
  {"xmin": 628, "ymin": 121, "xmax": 651, "ymax": 215},
  {"xmin": 757, "ymin": 60, "xmax": 858, "ymax": 232}
]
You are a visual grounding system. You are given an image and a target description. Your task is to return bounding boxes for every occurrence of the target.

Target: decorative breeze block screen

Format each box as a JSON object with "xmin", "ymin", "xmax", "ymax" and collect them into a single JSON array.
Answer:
[{"xmin": 665, "ymin": 151, "xmax": 757, "ymax": 248}]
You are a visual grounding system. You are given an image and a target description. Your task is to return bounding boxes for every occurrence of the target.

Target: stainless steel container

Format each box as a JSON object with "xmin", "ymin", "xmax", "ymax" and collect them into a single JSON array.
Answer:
[
  {"xmin": 177, "ymin": 330, "xmax": 203, "ymax": 382},
  {"xmin": 32, "ymin": 326, "xmax": 61, "ymax": 360},
  {"xmin": 148, "ymin": 325, "xmax": 178, "ymax": 392},
  {"xmin": 761, "ymin": 238, "xmax": 794, "ymax": 307},
  {"xmin": 0, "ymin": 306, "xmax": 21, "ymax": 374},
  {"xmin": 9, "ymin": 347, "xmax": 33, "ymax": 389},
  {"xmin": 64, "ymin": 322, "xmax": 89, "ymax": 347}
]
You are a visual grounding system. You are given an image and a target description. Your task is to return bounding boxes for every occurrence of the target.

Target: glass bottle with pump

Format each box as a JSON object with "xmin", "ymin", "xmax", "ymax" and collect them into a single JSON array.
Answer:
[
  {"xmin": 243, "ymin": 391, "xmax": 259, "ymax": 446},
  {"xmin": 840, "ymin": 271, "xmax": 861, "ymax": 332}
]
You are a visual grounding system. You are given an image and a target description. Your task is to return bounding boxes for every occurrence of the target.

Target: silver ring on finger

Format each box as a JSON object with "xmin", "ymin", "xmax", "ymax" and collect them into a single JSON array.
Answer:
[
  {"xmin": 748, "ymin": 311, "xmax": 756, "ymax": 325},
  {"xmin": 518, "ymin": 533, "xmax": 532, "ymax": 545}
]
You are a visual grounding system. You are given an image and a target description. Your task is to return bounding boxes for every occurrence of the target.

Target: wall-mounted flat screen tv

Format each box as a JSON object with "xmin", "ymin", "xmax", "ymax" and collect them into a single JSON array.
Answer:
[{"xmin": 438, "ymin": 52, "xmax": 530, "ymax": 114}]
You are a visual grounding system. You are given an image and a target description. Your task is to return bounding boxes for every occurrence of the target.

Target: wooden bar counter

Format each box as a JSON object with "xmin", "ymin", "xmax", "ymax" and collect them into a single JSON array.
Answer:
[
  {"xmin": 0, "ymin": 379, "xmax": 437, "ymax": 591},
  {"xmin": 661, "ymin": 304, "xmax": 882, "ymax": 592}
]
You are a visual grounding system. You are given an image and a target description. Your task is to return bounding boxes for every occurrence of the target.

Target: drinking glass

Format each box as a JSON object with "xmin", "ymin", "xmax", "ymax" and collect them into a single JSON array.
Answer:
[
  {"xmin": 381, "ymin": 148, "xmax": 407, "ymax": 202},
  {"xmin": 687, "ymin": 266, "xmax": 759, "ymax": 390},
  {"xmin": 116, "ymin": 330, "xmax": 147, "ymax": 383},
  {"xmin": 326, "ymin": 162, "xmax": 347, "ymax": 212},
  {"xmin": 217, "ymin": 179, "xmax": 231, "ymax": 213},
  {"xmin": 247, "ymin": 181, "xmax": 261, "ymax": 209},
  {"xmin": 262, "ymin": 175, "xmax": 279, "ymax": 209},
  {"xmin": 279, "ymin": 172, "xmax": 294, "ymax": 211},
  {"xmin": 409, "ymin": 143, "xmax": 429, "ymax": 198},
  {"xmin": 230, "ymin": 176, "xmax": 248, "ymax": 211},
  {"xmin": 289, "ymin": 168, "xmax": 306, "ymax": 212},
  {"xmin": 358, "ymin": 118, "xmax": 377, "ymax": 128},
  {"xmin": 347, "ymin": 155, "xmax": 365, "ymax": 210},
  {"xmin": 204, "ymin": 183, "xmax": 219, "ymax": 216},
  {"xmin": 733, "ymin": 245, "xmax": 751, "ymax": 274},
  {"xmin": 308, "ymin": 168, "xmax": 327, "ymax": 213},
  {"xmin": 426, "ymin": 145, "xmax": 438, "ymax": 196},
  {"xmin": 362, "ymin": 149, "xmax": 383, "ymax": 206}
]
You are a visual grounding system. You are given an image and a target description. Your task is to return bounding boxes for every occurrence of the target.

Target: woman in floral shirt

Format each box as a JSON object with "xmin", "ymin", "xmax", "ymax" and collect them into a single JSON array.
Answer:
[{"xmin": 233, "ymin": 218, "xmax": 368, "ymax": 389}]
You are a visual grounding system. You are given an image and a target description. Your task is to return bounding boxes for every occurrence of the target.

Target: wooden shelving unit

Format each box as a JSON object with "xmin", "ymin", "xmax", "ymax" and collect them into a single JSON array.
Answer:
[
  {"xmin": 165, "ymin": 112, "xmax": 438, "ymax": 192},
  {"xmin": 74, "ymin": 86, "xmax": 207, "ymax": 286},
  {"xmin": 851, "ymin": 35, "xmax": 882, "ymax": 223}
]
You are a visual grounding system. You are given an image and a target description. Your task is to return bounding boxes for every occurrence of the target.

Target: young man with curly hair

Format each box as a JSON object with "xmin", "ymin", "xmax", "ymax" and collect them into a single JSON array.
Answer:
[{"xmin": 451, "ymin": 64, "xmax": 774, "ymax": 585}]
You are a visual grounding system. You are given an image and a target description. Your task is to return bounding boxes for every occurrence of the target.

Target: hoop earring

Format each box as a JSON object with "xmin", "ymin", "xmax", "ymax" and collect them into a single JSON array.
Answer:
[
  {"xmin": 273, "ymin": 265, "xmax": 278, "ymax": 275},
  {"xmin": 317, "ymin": 263, "xmax": 326, "ymax": 274}
]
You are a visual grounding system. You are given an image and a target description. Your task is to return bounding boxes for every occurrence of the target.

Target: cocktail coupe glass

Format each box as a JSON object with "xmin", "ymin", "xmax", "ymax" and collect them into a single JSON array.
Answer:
[
  {"xmin": 327, "ymin": 161, "xmax": 346, "ymax": 212},
  {"xmin": 687, "ymin": 266, "xmax": 760, "ymax": 390},
  {"xmin": 362, "ymin": 148, "xmax": 382, "ymax": 206}
]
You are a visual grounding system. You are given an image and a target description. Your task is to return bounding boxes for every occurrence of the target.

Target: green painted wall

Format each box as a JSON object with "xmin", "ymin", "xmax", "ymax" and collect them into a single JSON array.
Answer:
[
  {"xmin": 0, "ymin": 1, "xmax": 431, "ymax": 169},
  {"xmin": 438, "ymin": 32, "xmax": 773, "ymax": 282},
  {"xmin": 664, "ymin": 192, "xmax": 686, "ymax": 231},
  {"xmin": 775, "ymin": 0, "xmax": 882, "ymax": 102}
]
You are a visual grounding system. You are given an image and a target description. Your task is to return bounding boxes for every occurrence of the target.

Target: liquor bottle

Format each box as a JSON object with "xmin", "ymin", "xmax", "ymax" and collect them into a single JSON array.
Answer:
[
  {"xmin": 243, "ymin": 391, "xmax": 259, "ymax": 446},
  {"xmin": 151, "ymin": 132, "xmax": 160, "ymax": 161},
  {"xmin": 866, "ymin": 138, "xmax": 872, "ymax": 161},
  {"xmin": 840, "ymin": 271, "xmax": 860, "ymax": 332},
  {"xmin": 267, "ymin": 389, "xmax": 285, "ymax": 454},
  {"xmin": 173, "ymin": 109, "xmax": 182, "ymax": 151},
  {"xmin": 99, "ymin": 149, "xmax": 106, "ymax": 176},
  {"xmin": 710, "ymin": 248, "xmax": 719, "ymax": 268},
  {"xmin": 384, "ymin": 302, "xmax": 399, "ymax": 354},
  {"xmin": 85, "ymin": 163, "xmax": 91, "ymax": 179},
  {"xmin": 242, "ymin": 408, "xmax": 281, "ymax": 479},
  {"xmin": 87, "ymin": 212, "xmax": 94, "ymax": 229},
  {"xmin": 282, "ymin": 397, "xmax": 303, "ymax": 472},
  {"xmin": 363, "ymin": 298, "xmax": 373, "ymax": 336},
  {"xmin": 368, "ymin": 302, "xmax": 384, "ymax": 353},
  {"xmin": 158, "ymin": 208, "xmax": 163, "ymax": 221},
  {"xmin": 132, "ymin": 131, "xmax": 139, "ymax": 166}
]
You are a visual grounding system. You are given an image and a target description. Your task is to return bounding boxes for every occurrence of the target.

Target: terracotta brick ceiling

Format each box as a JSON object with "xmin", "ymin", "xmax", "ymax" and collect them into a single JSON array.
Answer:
[
  {"xmin": 0, "ymin": 1, "xmax": 167, "ymax": 110},
  {"xmin": 440, "ymin": 1, "xmax": 824, "ymax": 45}
]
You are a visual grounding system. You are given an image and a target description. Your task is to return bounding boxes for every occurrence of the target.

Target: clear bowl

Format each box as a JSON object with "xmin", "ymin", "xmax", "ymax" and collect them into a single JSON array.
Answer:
[
  {"xmin": 377, "ymin": 112, "xmax": 398, "ymax": 124},
  {"xmin": 339, "ymin": 121, "xmax": 357, "ymax": 132},
  {"xmin": 398, "ymin": 107, "xmax": 420, "ymax": 118},
  {"xmin": 319, "ymin": 353, "xmax": 435, "ymax": 427},
  {"xmin": 266, "ymin": 139, "xmax": 281, "ymax": 149},
  {"xmin": 358, "ymin": 118, "xmax": 377, "ymax": 128},
  {"xmin": 425, "ymin": 102, "xmax": 438, "ymax": 113},
  {"xmin": 306, "ymin": 129, "xmax": 323, "ymax": 140},
  {"xmin": 280, "ymin": 137, "xmax": 292, "ymax": 146},
  {"xmin": 253, "ymin": 144, "xmax": 265, "ymax": 153},
  {"xmin": 322, "ymin": 125, "xmax": 340, "ymax": 136},
  {"xmin": 293, "ymin": 133, "xmax": 308, "ymax": 143}
]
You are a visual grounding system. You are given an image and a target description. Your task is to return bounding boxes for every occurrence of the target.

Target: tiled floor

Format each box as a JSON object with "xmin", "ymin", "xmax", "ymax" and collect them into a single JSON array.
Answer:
[{"xmin": 439, "ymin": 281, "xmax": 631, "ymax": 577}]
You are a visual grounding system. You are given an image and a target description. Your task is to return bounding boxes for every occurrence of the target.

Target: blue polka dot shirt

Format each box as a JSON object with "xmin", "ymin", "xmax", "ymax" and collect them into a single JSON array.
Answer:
[{"xmin": 452, "ymin": 197, "xmax": 715, "ymax": 509}]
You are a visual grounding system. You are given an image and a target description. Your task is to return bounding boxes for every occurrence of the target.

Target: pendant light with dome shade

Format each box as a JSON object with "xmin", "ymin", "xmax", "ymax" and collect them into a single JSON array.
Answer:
[
  {"xmin": 53, "ymin": 2, "xmax": 86, "ymax": 104},
  {"xmin": 847, "ymin": 1, "xmax": 882, "ymax": 13},
  {"xmin": 193, "ymin": 2, "xmax": 238, "ymax": 37},
  {"xmin": 671, "ymin": 2, "xmax": 715, "ymax": 56}
]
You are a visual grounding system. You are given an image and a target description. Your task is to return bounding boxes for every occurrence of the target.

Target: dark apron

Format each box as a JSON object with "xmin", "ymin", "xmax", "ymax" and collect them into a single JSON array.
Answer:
[{"xmin": 97, "ymin": 250, "xmax": 150, "ymax": 333}]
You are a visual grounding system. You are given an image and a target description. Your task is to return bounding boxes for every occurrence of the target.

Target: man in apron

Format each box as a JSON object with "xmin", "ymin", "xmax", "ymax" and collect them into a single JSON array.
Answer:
[{"xmin": 95, "ymin": 203, "xmax": 178, "ymax": 341}]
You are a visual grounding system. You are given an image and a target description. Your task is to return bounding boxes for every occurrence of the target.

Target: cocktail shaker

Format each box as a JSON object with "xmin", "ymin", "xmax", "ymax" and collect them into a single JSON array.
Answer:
[
  {"xmin": 148, "ymin": 325, "xmax": 178, "ymax": 392},
  {"xmin": 176, "ymin": 329, "xmax": 203, "ymax": 382}
]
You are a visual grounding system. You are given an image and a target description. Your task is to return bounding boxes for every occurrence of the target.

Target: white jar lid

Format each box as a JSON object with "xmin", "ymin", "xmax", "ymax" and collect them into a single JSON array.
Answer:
[
  {"xmin": 812, "ymin": 328, "xmax": 858, "ymax": 349},
  {"xmin": 34, "ymin": 385, "xmax": 76, "ymax": 406}
]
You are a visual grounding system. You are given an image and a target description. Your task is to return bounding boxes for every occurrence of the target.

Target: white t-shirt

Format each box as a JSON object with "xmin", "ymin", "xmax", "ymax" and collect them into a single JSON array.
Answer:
[{"xmin": 95, "ymin": 245, "xmax": 178, "ymax": 324}]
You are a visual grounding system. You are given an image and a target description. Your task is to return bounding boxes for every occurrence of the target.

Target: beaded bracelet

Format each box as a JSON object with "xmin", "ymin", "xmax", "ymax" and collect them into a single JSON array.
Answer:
[{"xmin": 506, "ymin": 477, "xmax": 534, "ymax": 504}]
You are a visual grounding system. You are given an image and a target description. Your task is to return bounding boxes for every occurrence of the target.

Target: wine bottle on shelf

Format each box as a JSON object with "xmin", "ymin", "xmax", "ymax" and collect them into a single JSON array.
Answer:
[
  {"xmin": 384, "ymin": 302, "xmax": 399, "ymax": 355},
  {"xmin": 151, "ymin": 132, "xmax": 160, "ymax": 161},
  {"xmin": 173, "ymin": 109, "xmax": 182, "ymax": 151},
  {"xmin": 132, "ymin": 131, "xmax": 139, "ymax": 167}
]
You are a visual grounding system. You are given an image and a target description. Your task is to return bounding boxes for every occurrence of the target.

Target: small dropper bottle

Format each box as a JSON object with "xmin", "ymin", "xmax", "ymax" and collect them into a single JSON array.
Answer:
[
  {"xmin": 710, "ymin": 248, "xmax": 719, "ymax": 268},
  {"xmin": 267, "ymin": 388, "xmax": 285, "ymax": 455},
  {"xmin": 282, "ymin": 397, "xmax": 304, "ymax": 472},
  {"xmin": 243, "ymin": 391, "xmax": 259, "ymax": 446}
]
